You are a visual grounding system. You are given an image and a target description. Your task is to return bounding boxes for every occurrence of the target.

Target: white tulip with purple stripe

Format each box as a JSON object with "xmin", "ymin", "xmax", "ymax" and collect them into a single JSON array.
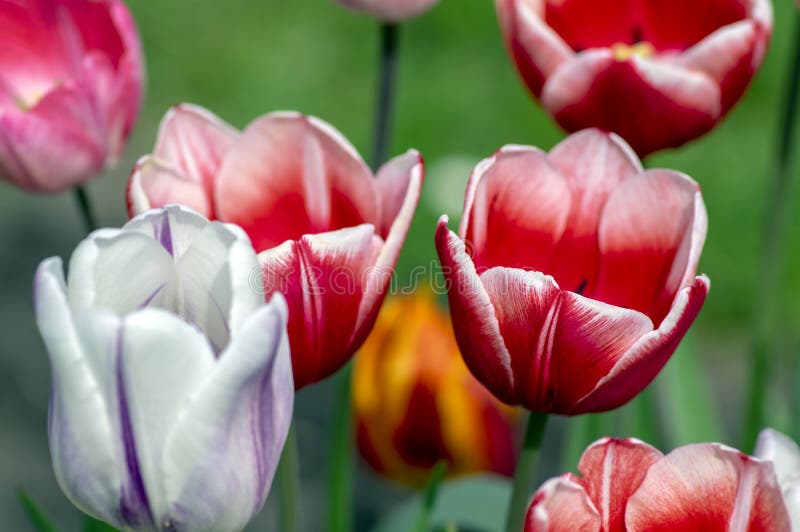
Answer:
[{"xmin": 34, "ymin": 204, "xmax": 294, "ymax": 532}]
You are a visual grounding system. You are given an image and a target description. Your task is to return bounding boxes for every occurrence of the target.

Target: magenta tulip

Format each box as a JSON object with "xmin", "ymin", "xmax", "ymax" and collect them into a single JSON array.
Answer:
[
  {"xmin": 0, "ymin": 0, "xmax": 144, "ymax": 192},
  {"xmin": 435, "ymin": 129, "xmax": 709, "ymax": 415},
  {"xmin": 496, "ymin": 0, "xmax": 772, "ymax": 156}
]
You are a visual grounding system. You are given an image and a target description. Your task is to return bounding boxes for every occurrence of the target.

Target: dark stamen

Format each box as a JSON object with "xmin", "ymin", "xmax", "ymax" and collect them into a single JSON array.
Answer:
[
  {"xmin": 575, "ymin": 279, "xmax": 588, "ymax": 295},
  {"xmin": 632, "ymin": 27, "xmax": 644, "ymax": 43}
]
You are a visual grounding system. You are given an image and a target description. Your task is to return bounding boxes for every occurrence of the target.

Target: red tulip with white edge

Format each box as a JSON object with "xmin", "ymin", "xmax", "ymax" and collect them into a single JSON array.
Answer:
[
  {"xmin": 128, "ymin": 104, "xmax": 424, "ymax": 389},
  {"xmin": 435, "ymin": 129, "xmax": 708, "ymax": 415},
  {"xmin": 495, "ymin": 0, "xmax": 772, "ymax": 156},
  {"xmin": 0, "ymin": 0, "xmax": 144, "ymax": 192}
]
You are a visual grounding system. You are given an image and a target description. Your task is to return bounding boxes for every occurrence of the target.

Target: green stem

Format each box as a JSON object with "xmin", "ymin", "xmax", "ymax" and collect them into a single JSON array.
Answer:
[
  {"xmin": 743, "ymin": 10, "xmax": 800, "ymax": 450},
  {"xmin": 326, "ymin": 364, "xmax": 354, "ymax": 532},
  {"xmin": 73, "ymin": 185, "xmax": 97, "ymax": 234},
  {"xmin": 505, "ymin": 412, "xmax": 548, "ymax": 532},
  {"xmin": 412, "ymin": 460, "xmax": 447, "ymax": 532},
  {"xmin": 276, "ymin": 424, "xmax": 299, "ymax": 532},
  {"xmin": 370, "ymin": 23, "xmax": 399, "ymax": 171}
]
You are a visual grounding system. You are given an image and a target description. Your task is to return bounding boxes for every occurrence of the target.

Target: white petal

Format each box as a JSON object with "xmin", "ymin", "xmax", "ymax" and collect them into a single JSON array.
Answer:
[
  {"xmin": 755, "ymin": 429, "xmax": 800, "ymax": 490},
  {"xmin": 124, "ymin": 203, "xmax": 209, "ymax": 260}
]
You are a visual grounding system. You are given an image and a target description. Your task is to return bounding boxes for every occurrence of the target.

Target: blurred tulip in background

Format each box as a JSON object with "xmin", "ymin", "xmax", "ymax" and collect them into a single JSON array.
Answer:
[{"xmin": 333, "ymin": 0, "xmax": 439, "ymax": 22}]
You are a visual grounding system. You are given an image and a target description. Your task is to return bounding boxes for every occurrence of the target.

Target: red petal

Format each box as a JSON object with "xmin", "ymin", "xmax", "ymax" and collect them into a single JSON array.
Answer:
[
  {"xmin": 374, "ymin": 149, "xmax": 424, "ymax": 239},
  {"xmin": 435, "ymin": 217, "xmax": 516, "ymax": 404},
  {"xmin": 542, "ymin": 0, "xmax": 637, "ymax": 51},
  {"xmin": 576, "ymin": 276, "xmax": 708, "ymax": 414},
  {"xmin": 525, "ymin": 475, "xmax": 601, "ymax": 532},
  {"xmin": 625, "ymin": 443, "xmax": 791, "ymax": 532},
  {"xmin": 460, "ymin": 146, "xmax": 571, "ymax": 272},
  {"xmin": 594, "ymin": 170, "xmax": 706, "ymax": 323},
  {"xmin": 576, "ymin": 438, "xmax": 663, "ymax": 532},
  {"xmin": 215, "ymin": 112, "xmax": 378, "ymax": 252},
  {"xmin": 639, "ymin": 0, "xmax": 748, "ymax": 52}
]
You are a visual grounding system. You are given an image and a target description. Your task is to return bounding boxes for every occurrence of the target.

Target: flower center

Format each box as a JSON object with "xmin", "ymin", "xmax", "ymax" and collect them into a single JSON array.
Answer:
[{"xmin": 611, "ymin": 41, "xmax": 655, "ymax": 61}]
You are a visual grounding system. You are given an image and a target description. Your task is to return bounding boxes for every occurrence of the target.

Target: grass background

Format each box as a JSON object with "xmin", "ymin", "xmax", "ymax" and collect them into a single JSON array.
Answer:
[{"xmin": 1, "ymin": 0, "xmax": 799, "ymax": 530}]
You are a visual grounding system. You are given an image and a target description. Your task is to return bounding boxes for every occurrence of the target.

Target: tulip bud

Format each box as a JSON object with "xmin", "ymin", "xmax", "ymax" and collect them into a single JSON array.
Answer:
[
  {"xmin": 34, "ymin": 205, "xmax": 293, "ymax": 532},
  {"xmin": 755, "ymin": 429, "xmax": 800, "ymax": 530},
  {"xmin": 0, "ymin": 0, "xmax": 144, "ymax": 192},
  {"xmin": 353, "ymin": 291, "xmax": 518, "ymax": 485},
  {"xmin": 495, "ymin": 0, "xmax": 772, "ymax": 156},
  {"xmin": 332, "ymin": 0, "xmax": 439, "ymax": 22}
]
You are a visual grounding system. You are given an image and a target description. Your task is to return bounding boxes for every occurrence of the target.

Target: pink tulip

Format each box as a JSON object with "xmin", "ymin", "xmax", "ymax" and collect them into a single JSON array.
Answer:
[
  {"xmin": 525, "ymin": 438, "xmax": 791, "ymax": 531},
  {"xmin": 435, "ymin": 129, "xmax": 708, "ymax": 415},
  {"xmin": 0, "ymin": 0, "xmax": 144, "ymax": 192},
  {"xmin": 128, "ymin": 104, "xmax": 424, "ymax": 389},
  {"xmin": 333, "ymin": 0, "xmax": 439, "ymax": 22},
  {"xmin": 496, "ymin": 0, "xmax": 772, "ymax": 156}
]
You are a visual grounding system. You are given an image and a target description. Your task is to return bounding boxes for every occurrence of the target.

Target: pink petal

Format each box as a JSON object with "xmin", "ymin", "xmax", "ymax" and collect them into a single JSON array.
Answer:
[
  {"xmin": 594, "ymin": 170, "xmax": 706, "ymax": 323},
  {"xmin": 259, "ymin": 225, "xmax": 383, "ymax": 390},
  {"xmin": 435, "ymin": 217, "xmax": 515, "ymax": 404},
  {"xmin": 374, "ymin": 149, "xmax": 424, "ymax": 239},
  {"xmin": 576, "ymin": 438, "xmax": 663, "ymax": 532},
  {"xmin": 545, "ymin": 129, "xmax": 642, "ymax": 294},
  {"xmin": 525, "ymin": 475, "xmax": 601, "ymax": 532},
  {"xmin": 460, "ymin": 146, "xmax": 571, "ymax": 272},
  {"xmin": 549, "ymin": 292, "xmax": 653, "ymax": 414},
  {"xmin": 127, "ymin": 156, "xmax": 212, "ymax": 218},
  {"xmin": 625, "ymin": 443, "xmax": 791, "ymax": 532},
  {"xmin": 480, "ymin": 267, "xmax": 560, "ymax": 410},
  {"xmin": 215, "ymin": 112, "xmax": 378, "ymax": 252},
  {"xmin": 496, "ymin": 0, "xmax": 574, "ymax": 98},
  {"xmin": 541, "ymin": 52, "xmax": 721, "ymax": 156},
  {"xmin": 575, "ymin": 276, "xmax": 709, "ymax": 414}
]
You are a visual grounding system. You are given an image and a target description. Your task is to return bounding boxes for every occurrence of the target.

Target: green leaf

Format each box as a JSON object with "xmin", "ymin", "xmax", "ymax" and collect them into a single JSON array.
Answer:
[
  {"xmin": 372, "ymin": 475, "xmax": 511, "ymax": 532},
  {"xmin": 18, "ymin": 491, "xmax": 56, "ymax": 532},
  {"xmin": 82, "ymin": 515, "xmax": 119, "ymax": 532}
]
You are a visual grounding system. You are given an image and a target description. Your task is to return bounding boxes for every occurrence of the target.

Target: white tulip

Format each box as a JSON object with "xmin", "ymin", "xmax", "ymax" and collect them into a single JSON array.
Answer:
[
  {"xmin": 755, "ymin": 428, "xmax": 800, "ymax": 531},
  {"xmin": 34, "ymin": 205, "xmax": 293, "ymax": 532}
]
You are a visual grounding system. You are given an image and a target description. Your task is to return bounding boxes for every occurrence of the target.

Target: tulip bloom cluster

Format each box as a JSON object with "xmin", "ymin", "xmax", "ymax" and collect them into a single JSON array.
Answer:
[
  {"xmin": 526, "ymin": 436, "xmax": 793, "ymax": 531},
  {"xmin": 0, "ymin": 0, "xmax": 144, "ymax": 191},
  {"xmin": 128, "ymin": 105, "xmax": 424, "ymax": 389},
  {"xmin": 496, "ymin": 0, "xmax": 772, "ymax": 155},
  {"xmin": 436, "ymin": 129, "xmax": 709, "ymax": 415},
  {"xmin": 35, "ymin": 206, "xmax": 293, "ymax": 531},
  {"xmin": 353, "ymin": 291, "xmax": 518, "ymax": 484}
]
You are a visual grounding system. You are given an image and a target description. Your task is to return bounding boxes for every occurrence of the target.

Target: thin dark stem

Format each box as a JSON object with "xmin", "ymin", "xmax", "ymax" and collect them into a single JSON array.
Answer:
[
  {"xmin": 276, "ymin": 424, "xmax": 299, "ymax": 532},
  {"xmin": 412, "ymin": 460, "xmax": 447, "ymax": 532},
  {"xmin": 326, "ymin": 364, "xmax": 354, "ymax": 532},
  {"xmin": 744, "ymin": 11, "xmax": 800, "ymax": 449},
  {"xmin": 505, "ymin": 412, "xmax": 548, "ymax": 532},
  {"xmin": 370, "ymin": 23, "xmax": 399, "ymax": 171},
  {"xmin": 73, "ymin": 185, "xmax": 97, "ymax": 234}
]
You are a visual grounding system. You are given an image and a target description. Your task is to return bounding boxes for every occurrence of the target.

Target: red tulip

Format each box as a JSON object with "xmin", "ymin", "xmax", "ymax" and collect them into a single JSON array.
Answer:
[
  {"xmin": 495, "ymin": 0, "xmax": 772, "ymax": 156},
  {"xmin": 128, "ymin": 104, "xmax": 424, "ymax": 389},
  {"xmin": 435, "ymin": 129, "xmax": 709, "ymax": 415},
  {"xmin": 525, "ymin": 438, "xmax": 791, "ymax": 531},
  {"xmin": 0, "ymin": 0, "xmax": 144, "ymax": 192},
  {"xmin": 333, "ymin": 0, "xmax": 439, "ymax": 21}
]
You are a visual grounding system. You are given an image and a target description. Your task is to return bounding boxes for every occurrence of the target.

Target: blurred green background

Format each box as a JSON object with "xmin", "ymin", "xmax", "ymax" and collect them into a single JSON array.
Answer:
[{"xmin": 2, "ymin": 0, "xmax": 800, "ymax": 530}]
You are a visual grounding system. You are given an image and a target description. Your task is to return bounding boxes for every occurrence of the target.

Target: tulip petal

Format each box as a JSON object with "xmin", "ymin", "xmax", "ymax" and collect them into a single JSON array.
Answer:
[
  {"xmin": 259, "ymin": 224, "xmax": 383, "ymax": 389},
  {"xmin": 435, "ymin": 217, "xmax": 516, "ymax": 404},
  {"xmin": 541, "ymin": 52, "xmax": 720, "ymax": 156},
  {"xmin": 127, "ymin": 156, "xmax": 212, "ymax": 218},
  {"xmin": 575, "ymin": 438, "xmax": 663, "ymax": 532},
  {"xmin": 754, "ymin": 429, "xmax": 800, "ymax": 492},
  {"xmin": 334, "ymin": 0, "xmax": 439, "ymax": 22},
  {"xmin": 625, "ymin": 443, "xmax": 791, "ymax": 531},
  {"xmin": 162, "ymin": 296, "xmax": 293, "ymax": 532},
  {"xmin": 375, "ymin": 149, "xmax": 424, "ymax": 239},
  {"xmin": 215, "ymin": 112, "xmax": 378, "ymax": 251},
  {"xmin": 525, "ymin": 475, "xmax": 601, "ymax": 532},
  {"xmin": 594, "ymin": 170, "xmax": 706, "ymax": 322},
  {"xmin": 34, "ymin": 258, "xmax": 121, "ymax": 524},
  {"xmin": 460, "ymin": 146, "xmax": 572, "ymax": 272},
  {"xmin": 545, "ymin": 129, "xmax": 642, "ymax": 294},
  {"xmin": 575, "ymin": 276, "xmax": 709, "ymax": 413}
]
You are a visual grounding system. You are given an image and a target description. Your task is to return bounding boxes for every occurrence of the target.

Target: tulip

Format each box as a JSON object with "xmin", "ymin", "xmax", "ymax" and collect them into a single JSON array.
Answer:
[
  {"xmin": 755, "ymin": 429, "xmax": 800, "ymax": 529},
  {"xmin": 495, "ymin": 0, "xmax": 772, "ymax": 156},
  {"xmin": 332, "ymin": 0, "xmax": 439, "ymax": 22},
  {"xmin": 34, "ymin": 205, "xmax": 294, "ymax": 532},
  {"xmin": 353, "ymin": 291, "xmax": 518, "ymax": 485},
  {"xmin": 0, "ymin": 0, "xmax": 144, "ymax": 192},
  {"xmin": 128, "ymin": 105, "xmax": 424, "ymax": 389},
  {"xmin": 435, "ymin": 129, "xmax": 709, "ymax": 415},
  {"xmin": 525, "ymin": 438, "xmax": 791, "ymax": 531}
]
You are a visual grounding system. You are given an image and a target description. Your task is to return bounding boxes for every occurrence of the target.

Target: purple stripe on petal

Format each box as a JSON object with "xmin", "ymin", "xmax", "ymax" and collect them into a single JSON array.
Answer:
[
  {"xmin": 115, "ymin": 326, "xmax": 154, "ymax": 528},
  {"xmin": 138, "ymin": 283, "xmax": 167, "ymax": 309},
  {"xmin": 158, "ymin": 212, "xmax": 174, "ymax": 257}
]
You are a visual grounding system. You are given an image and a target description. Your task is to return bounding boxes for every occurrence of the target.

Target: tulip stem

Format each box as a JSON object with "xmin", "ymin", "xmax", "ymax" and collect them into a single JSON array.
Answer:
[
  {"xmin": 277, "ymin": 423, "xmax": 300, "ymax": 532},
  {"xmin": 327, "ymin": 364, "xmax": 354, "ymax": 532},
  {"xmin": 412, "ymin": 460, "xmax": 447, "ymax": 532},
  {"xmin": 371, "ymin": 23, "xmax": 399, "ymax": 171},
  {"xmin": 505, "ymin": 412, "xmax": 548, "ymax": 532},
  {"xmin": 73, "ymin": 185, "xmax": 97, "ymax": 234},
  {"xmin": 744, "ymin": 10, "xmax": 800, "ymax": 449}
]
